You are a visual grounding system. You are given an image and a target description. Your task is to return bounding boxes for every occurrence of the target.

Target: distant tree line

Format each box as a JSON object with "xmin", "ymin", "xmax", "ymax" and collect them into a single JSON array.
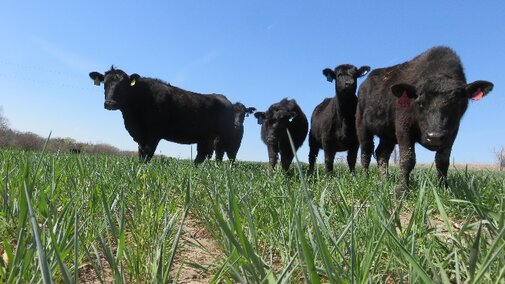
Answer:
[{"xmin": 0, "ymin": 110, "xmax": 135, "ymax": 156}]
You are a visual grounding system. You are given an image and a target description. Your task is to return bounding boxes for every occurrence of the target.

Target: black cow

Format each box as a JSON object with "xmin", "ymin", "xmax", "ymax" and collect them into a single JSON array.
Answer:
[
  {"xmin": 308, "ymin": 64, "xmax": 370, "ymax": 174},
  {"xmin": 254, "ymin": 98, "xmax": 308, "ymax": 174},
  {"xmin": 89, "ymin": 66, "xmax": 235, "ymax": 164},
  {"xmin": 356, "ymin": 46, "xmax": 493, "ymax": 194},
  {"xmin": 212, "ymin": 102, "xmax": 256, "ymax": 162}
]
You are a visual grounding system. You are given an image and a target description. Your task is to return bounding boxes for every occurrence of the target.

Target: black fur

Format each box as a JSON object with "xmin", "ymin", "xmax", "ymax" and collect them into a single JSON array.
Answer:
[
  {"xmin": 212, "ymin": 102, "xmax": 256, "ymax": 163},
  {"xmin": 254, "ymin": 98, "xmax": 308, "ymax": 174},
  {"xmin": 356, "ymin": 46, "xmax": 493, "ymax": 194},
  {"xmin": 89, "ymin": 67, "xmax": 235, "ymax": 164},
  {"xmin": 308, "ymin": 64, "xmax": 370, "ymax": 174}
]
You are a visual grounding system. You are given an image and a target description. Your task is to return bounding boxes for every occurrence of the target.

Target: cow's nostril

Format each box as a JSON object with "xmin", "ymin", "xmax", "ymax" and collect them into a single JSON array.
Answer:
[
  {"xmin": 426, "ymin": 132, "xmax": 445, "ymax": 145},
  {"xmin": 427, "ymin": 132, "xmax": 443, "ymax": 139},
  {"xmin": 104, "ymin": 100, "xmax": 118, "ymax": 110}
]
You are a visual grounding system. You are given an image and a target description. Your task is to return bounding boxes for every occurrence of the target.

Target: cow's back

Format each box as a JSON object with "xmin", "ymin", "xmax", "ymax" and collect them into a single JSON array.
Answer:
[
  {"xmin": 310, "ymin": 98, "xmax": 332, "ymax": 126},
  {"xmin": 287, "ymin": 106, "xmax": 309, "ymax": 150},
  {"xmin": 357, "ymin": 67, "xmax": 398, "ymax": 138},
  {"xmin": 144, "ymin": 83, "xmax": 234, "ymax": 144}
]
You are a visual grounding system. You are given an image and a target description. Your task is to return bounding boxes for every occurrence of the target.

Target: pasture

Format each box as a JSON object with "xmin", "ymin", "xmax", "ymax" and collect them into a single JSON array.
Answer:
[{"xmin": 0, "ymin": 148, "xmax": 504, "ymax": 283}]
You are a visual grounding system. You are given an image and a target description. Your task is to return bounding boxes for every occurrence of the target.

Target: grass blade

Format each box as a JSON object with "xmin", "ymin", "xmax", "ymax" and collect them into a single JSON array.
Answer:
[
  {"xmin": 382, "ymin": 223, "xmax": 432, "ymax": 283},
  {"xmin": 468, "ymin": 221, "xmax": 482, "ymax": 281},
  {"xmin": 23, "ymin": 181, "xmax": 53, "ymax": 284}
]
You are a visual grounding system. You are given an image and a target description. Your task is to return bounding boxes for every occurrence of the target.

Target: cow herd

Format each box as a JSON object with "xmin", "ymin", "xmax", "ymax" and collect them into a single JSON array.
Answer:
[{"xmin": 90, "ymin": 46, "xmax": 494, "ymax": 195}]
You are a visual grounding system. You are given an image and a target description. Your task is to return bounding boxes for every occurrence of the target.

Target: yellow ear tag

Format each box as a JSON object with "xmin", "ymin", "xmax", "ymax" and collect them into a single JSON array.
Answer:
[
  {"xmin": 94, "ymin": 78, "xmax": 100, "ymax": 86},
  {"xmin": 130, "ymin": 78, "xmax": 136, "ymax": 86}
]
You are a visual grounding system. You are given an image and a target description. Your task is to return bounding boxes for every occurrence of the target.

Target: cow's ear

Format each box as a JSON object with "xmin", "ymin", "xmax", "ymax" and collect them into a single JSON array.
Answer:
[
  {"xmin": 254, "ymin": 112, "xmax": 265, "ymax": 125},
  {"xmin": 322, "ymin": 68, "xmax": 335, "ymax": 82},
  {"xmin": 392, "ymin": 83, "xmax": 417, "ymax": 109},
  {"xmin": 466, "ymin": 80, "xmax": 493, "ymax": 101},
  {"xmin": 246, "ymin": 107, "xmax": 256, "ymax": 116},
  {"xmin": 357, "ymin": 66, "xmax": 371, "ymax": 77},
  {"xmin": 288, "ymin": 111, "xmax": 298, "ymax": 122},
  {"xmin": 391, "ymin": 83, "xmax": 417, "ymax": 98},
  {"xmin": 89, "ymin": 72, "xmax": 104, "ymax": 86},
  {"xmin": 130, "ymin": 73, "xmax": 140, "ymax": 86}
]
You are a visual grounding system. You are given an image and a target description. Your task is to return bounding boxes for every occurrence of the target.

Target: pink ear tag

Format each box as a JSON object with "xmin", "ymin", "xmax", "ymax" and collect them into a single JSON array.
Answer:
[
  {"xmin": 471, "ymin": 88, "xmax": 484, "ymax": 101},
  {"xmin": 396, "ymin": 90, "xmax": 411, "ymax": 108}
]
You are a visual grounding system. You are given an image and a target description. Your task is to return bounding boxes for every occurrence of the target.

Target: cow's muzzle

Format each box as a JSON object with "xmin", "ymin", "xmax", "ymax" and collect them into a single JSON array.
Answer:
[
  {"xmin": 266, "ymin": 137, "xmax": 277, "ymax": 145},
  {"xmin": 104, "ymin": 100, "xmax": 119, "ymax": 110},
  {"xmin": 425, "ymin": 132, "xmax": 445, "ymax": 147}
]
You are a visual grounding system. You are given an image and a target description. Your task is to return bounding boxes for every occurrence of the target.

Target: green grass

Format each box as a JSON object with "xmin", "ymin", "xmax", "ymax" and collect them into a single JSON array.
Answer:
[{"xmin": 0, "ymin": 148, "xmax": 504, "ymax": 283}]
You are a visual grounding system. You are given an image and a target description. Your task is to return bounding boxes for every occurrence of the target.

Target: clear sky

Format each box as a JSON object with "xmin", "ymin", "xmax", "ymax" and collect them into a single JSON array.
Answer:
[{"xmin": 1, "ymin": 1, "xmax": 504, "ymax": 164}]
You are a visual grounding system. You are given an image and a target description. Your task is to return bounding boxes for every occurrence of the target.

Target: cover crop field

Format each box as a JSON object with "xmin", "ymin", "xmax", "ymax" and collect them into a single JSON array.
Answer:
[{"xmin": 0, "ymin": 148, "xmax": 504, "ymax": 283}]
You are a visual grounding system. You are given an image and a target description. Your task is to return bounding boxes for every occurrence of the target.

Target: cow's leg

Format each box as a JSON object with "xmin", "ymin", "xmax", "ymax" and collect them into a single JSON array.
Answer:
[
  {"xmin": 267, "ymin": 144, "xmax": 278, "ymax": 175},
  {"xmin": 435, "ymin": 147, "xmax": 452, "ymax": 188},
  {"xmin": 214, "ymin": 149, "xmax": 224, "ymax": 162},
  {"xmin": 323, "ymin": 147, "xmax": 336, "ymax": 174},
  {"xmin": 195, "ymin": 142, "xmax": 212, "ymax": 165},
  {"xmin": 213, "ymin": 138, "xmax": 224, "ymax": 162},
  {"xmin": 347, "ymin": 143, "xmax": 359, "ymax": 173},
  {"xmin": 226, "ymin": 145, "xmax": 239, "ymax": 165},
  {"xmin": 138, "ymin": 139, "xmax": 160, "ymax": 163},
  {"xmin": 280, "ymin": 150, "xmax": 294, "ymax": 172},
  {"xmin": 138, "ymin": 144, "xmax": 147, "ymax": 162},
  {"xmin": 307, "ymin": 134, "xmax": 319, "ymax": 175},
  {"xmin": 375, "ymin": 140, "xmax": 395, "ymax": 178},
  {"xmin": 396, "ymin": 141, "xmax": 416, "ymax": 197},
  {"xmin": 358, "ymin": 130, "xmax": 374, "ymax": 173}
]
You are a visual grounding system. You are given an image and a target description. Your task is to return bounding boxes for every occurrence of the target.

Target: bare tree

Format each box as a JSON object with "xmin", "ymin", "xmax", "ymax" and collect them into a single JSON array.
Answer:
[
  {"xmin": 0, "ymin": 107, "xmax": 9, "ymax": 130},
  {"xmin": 495, "ymin": 146, "xmax": 505, "ymax": 171}
]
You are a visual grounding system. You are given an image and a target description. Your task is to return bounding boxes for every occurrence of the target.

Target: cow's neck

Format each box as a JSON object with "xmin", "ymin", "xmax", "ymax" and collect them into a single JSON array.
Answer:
[
  {"xmin": 118, "ymin": 95, "xmax": 148, "ymax": 141},
  {"xmin": 336, "ymin": 89, "xmax": 355, "ymax": 101},
  {"xmin": 333, "ymin": 90, "xmax": 355, "ymax": 129},
  {"xmin": 331, "ymin": 92, "xmax": 343, "ymax": 130}
]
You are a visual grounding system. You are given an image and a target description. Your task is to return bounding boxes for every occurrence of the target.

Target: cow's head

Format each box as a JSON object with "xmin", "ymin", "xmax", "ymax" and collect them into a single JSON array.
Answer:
[
  {"xmin": 256, "ymin": 99, "xmax": 299, "ymax": 145},
  {"xmin": 392, "ymin": 80, "xmax": 493, "ymax": 148},
  {"xmin": 233, "ymin": 103, "xmax": 256, "ymax": 128},
  {"xmin": 89, "ymin": 66, "xmax": 140, "ymax": 111},
  {"xmin": 323, "ymin": 64, "xmax": 370, "ymax": 94}
]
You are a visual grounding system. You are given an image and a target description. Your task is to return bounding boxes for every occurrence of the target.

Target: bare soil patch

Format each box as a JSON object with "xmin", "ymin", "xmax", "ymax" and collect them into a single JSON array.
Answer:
[
  {"xmin": 78, "ymin": 255, "xmax": 114, "ymax": 284},
  {"xmin": 398, "ymin": 209, "xmax": 462, "ymax": 235},
  {"xmin": 172, "ymin": 213, "xmax": 222, "ymax": 283},
  {"xmin": 77, "ymin": 212, "xmax": 222, "ymax": 283}
]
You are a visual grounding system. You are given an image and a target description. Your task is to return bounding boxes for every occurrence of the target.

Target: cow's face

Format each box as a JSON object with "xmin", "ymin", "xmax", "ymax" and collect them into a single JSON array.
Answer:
[
  {"xmin": 323, "ymin": 64, "xmax": 370, "ymax": 94},
  {"xmin": 233, "ymin": 103, "xmax": 256, "ymax": 128},
  {"xmin": 256, "ymin": 106, "xmax": 296, "ymax": 145},
  {"xmin": 89, "ymin": 67, "xmax": 140, "ymax": 110},
  {"xmin": 392, "ymin": 80, "xmax": 493, "ymax": 148}
]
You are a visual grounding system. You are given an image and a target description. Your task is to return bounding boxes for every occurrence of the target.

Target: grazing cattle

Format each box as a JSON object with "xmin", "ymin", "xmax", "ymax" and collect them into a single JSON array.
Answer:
[
  {"xmin": 308, "ymin": 64, "xmax": 370, "ymax": 174},
  {"xmin": 89, "ymin": 66, "xmax": 235, "ymax": 164},
  {"xmin": 254, "ymin": 98, "xmax": 308, "ymax": 174},
  {"xmin": 212, "ymin": 102, "xmax": 256, "ymax": 162},
  {"xmin": 356, "ymin": 46, "xmax": 493, "ymax": 194}
]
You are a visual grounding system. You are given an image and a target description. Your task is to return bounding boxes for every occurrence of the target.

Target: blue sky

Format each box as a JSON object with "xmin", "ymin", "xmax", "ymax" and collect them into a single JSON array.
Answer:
[{"xmin": 1, "ymin": 1, "xmax": 503, "ymax": 164}]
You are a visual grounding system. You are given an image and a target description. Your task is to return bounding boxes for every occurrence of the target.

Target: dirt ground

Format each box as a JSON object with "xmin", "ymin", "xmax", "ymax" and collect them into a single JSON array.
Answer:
[
  {"xmin": 172, "ymin": 213, "xmax": 222, "ymax": 283},
  {"xmin": 77, "ymin": 212, "xmax": 221, "ymax": 283}
]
